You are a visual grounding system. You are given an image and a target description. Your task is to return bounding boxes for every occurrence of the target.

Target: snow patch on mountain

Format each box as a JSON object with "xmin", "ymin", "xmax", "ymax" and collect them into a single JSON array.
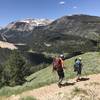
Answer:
[{"xmin": 6, "ymin": 18, "xmax": 53, "ymax": 31}]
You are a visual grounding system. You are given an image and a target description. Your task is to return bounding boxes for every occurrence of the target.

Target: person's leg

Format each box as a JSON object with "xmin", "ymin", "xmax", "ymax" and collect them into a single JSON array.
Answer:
[
  {"xmin": 78, "ymin": 68, "xmax": 82, "ymax": 79},
  {"xmin": 59, "ymin": 70, "xmax": 64, "ymax": 84},
  {"xmin": 57, "ymin": 71, "xmax": 61, "ymax": 84},
  {"xmin": 57, "ymin": 70, "xmax": 64, "ymax": 87},
  {"xmin": 76, "ymin": 76, "xmax": 79, "ymax": 82},
  {"xmin": 76, "ymin": 70, "xmax": 80, "ymax": 82},
  {"xmin": 58, "ymin": 77, "xmax": 63, "ymax": 84}
]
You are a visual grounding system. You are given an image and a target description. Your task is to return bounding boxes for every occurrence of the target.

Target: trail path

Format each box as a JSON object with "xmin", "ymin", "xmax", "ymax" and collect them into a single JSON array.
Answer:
[{"xmin": 8, "ymin": 74, "xmax": 100, "ymax": 100}]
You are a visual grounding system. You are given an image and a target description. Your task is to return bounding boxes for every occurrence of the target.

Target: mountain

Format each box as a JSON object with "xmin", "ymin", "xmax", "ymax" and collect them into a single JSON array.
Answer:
[
  {"xmin": 0, "ymin": 27, "xmax": 2, "ymax": 30},
  {"xmin": 45, "ymin": 14, "xmax": 100, "ymax": 40},
  {"xmin": 0, "ymin": 18, "xmax": 52, "ymax": 42},
  {"xmin": 0, "ymin": 14, "xmax": 100, "ymax": 53},
  {"xmin": 6, "ymin": 18, "xmax": 53, "ymax": 31},
  {"xmin": 30, "ymin": 14, "xmax": 100, "ymax": 53}
]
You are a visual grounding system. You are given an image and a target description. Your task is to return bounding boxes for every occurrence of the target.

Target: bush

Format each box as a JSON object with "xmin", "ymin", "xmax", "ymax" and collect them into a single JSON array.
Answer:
[{"xmin": 1, "ymin": 50, "xmax": 26, "ymax": 86}]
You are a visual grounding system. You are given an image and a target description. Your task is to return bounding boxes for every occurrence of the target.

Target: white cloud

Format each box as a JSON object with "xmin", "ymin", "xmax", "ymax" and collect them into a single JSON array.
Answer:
[
  {"xmin": 73, "ymin": 6, "xmax": 78, "ymax": 9},
  {"xmin": 59, "ymin": 1, "xmax": 65, "ymax": 5}
]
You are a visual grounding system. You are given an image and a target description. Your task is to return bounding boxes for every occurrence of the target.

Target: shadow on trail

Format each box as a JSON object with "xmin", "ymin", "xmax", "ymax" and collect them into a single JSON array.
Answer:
[
  {"xmin": 78, "ymin": 77, "xmax": 90, "ymax": 82},
  {"xmin": 59, "ymin": 77, "xmax": 90, "ymax": 87},
  {"xmin": 60, "ymin": 82, "xmax": 75, "ymax": 87}
]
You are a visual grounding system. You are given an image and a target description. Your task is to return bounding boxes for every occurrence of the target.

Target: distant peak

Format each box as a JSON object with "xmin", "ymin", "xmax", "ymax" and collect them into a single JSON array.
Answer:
[{"xmin": 5, "ymin": 18, "xmax": 53, "ymax": 31}]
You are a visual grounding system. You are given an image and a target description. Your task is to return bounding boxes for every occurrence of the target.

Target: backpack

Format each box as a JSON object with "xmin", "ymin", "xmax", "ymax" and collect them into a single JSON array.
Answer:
[
  {"xmin": 74, "ymin": 63, "xmax": 77, "ymax": 72},
  {"xmin": 74, "ymin": 60, "xmax": 80, "ymax": 72},
  {"xmin": 53, "ymin": 58, "xmax": 61, "ymax": 70}
]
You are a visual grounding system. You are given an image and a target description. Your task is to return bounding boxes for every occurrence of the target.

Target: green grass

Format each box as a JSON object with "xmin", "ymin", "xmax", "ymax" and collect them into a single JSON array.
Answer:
[
  {"xmin": 0, "ymin": 52, "xmax": 100, "ymax": 97},
  {"xmin": 20, "ymin": 96, "xmax": 36, "ymax": 100}
]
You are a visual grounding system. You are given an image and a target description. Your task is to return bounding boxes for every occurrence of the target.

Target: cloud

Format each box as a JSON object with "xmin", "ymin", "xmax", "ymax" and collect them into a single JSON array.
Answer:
[
  {"xmin": 73, "ymin": 6, "xmax": 78, "ymax": 9},
  {"xmin": 59, "ymin": 1, "xmax": 65, "ymax": 5}
]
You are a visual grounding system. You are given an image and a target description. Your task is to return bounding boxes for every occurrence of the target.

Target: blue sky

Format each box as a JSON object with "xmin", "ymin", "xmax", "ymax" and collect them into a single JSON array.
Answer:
[{"xmin": 0, "ymin": 0, "xmax": 100, "ymax": 26}]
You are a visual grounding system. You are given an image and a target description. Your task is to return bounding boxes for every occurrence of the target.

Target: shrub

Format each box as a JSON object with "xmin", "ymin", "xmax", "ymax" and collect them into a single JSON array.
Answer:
[{"xmin": 1, "ymin": 50, "xmax": 26, "ymax": 86}]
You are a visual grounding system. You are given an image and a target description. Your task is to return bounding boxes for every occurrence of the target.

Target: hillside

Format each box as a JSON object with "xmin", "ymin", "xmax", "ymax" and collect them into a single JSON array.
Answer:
[
  {"xmin": 0, "ymin": 52, "xmax": 100, "ymax": 99},
  {"xmin": 31, "ymin": 14, "xmax": 100, "ymax": 53},
  {"xmin": 47, "ymin": 14, "xmax": 100, "ymax": 40},
  {"xmin": 8, "ymin": 74, "xmax": 100, "ymax": 100},
  {"xmin": 0, "ymin": 15, "xmax": 100, "ymax": 53},
  {"xmin": 0, "ymin": 41, "xmax": 17, "ymax": 63}
]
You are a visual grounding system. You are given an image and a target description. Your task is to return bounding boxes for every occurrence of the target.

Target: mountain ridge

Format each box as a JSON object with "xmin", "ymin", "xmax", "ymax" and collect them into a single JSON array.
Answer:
[
  {"xmin": 0, "ymin": 14, "xmax": 100, "ymax": 53},
  {"xmin": 5, "ymin": 18, "xmax": 53, "ymax": 31}
]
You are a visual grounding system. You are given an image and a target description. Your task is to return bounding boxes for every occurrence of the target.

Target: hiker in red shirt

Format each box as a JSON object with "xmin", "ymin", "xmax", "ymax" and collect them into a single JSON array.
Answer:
[{"xmin": 53, "ymin": 54, "xmax": 65, "ymax": 87}]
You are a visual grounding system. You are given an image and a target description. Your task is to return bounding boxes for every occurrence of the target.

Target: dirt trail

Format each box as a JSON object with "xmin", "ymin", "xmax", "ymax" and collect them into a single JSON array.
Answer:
[{"xmin": 8, "ymin": 74, "xmax": 100, "ymax": 100}]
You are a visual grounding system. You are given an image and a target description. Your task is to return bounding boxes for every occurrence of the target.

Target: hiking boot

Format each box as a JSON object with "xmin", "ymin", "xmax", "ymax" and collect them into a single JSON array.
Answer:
[
  {"xmin": 57, "ymin": 83, "xmax": 62, "ymax": 88},
  {"xmin": 76, "ymin": 78, "xmax": 80, "ymax": 82}
]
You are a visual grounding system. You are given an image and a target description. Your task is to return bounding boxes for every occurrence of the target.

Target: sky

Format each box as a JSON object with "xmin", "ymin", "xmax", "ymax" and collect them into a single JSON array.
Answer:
[{"xmin": 0, "ymin": 0, "xmax": 100, "ymax": 26}]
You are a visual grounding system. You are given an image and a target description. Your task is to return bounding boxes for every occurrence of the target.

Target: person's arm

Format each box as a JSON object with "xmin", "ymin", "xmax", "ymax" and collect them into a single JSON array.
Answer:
[{"xmin": 61, "ymin": 59, "xmax": 66, "ymax": 69}]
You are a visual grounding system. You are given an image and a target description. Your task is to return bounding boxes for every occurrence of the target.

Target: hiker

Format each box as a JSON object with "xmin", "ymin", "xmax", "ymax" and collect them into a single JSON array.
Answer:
[
  {"xmin": 74, "ymin": 57, "xmax": 83, "ymax": 82},
  {"xmin": 52, "ymin": 54, "xmax": 65, "ymax": 87}
]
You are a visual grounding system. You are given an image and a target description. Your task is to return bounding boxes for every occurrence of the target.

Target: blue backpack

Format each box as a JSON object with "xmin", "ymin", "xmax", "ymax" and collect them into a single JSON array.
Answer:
[{"xmin": 74, "ymin": 60, "xmax": 80, "ymax": 72}]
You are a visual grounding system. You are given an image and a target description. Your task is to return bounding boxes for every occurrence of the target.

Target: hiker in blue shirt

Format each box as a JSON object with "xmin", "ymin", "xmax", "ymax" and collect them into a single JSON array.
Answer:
[{"xmin": 74, "ymin": 57, "xmax": 83, "ymax": 82}]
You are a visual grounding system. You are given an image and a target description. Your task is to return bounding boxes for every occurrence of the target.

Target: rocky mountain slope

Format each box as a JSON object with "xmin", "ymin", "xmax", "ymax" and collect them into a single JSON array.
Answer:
[{"xmin": 6, "ymin": 18, "xmax": 52, "ymax": 31}]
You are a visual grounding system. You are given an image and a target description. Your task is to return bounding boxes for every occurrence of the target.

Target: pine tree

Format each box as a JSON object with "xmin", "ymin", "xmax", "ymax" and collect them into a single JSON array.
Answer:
[{"xmin": 2, "ymin": 50, "xmax": 26, "ymax": 86}]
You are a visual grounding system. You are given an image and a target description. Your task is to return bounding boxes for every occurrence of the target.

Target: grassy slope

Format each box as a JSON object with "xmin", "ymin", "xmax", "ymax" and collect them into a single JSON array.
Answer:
[{"xmin": 0, "ymin": 52, "xmax": 100, "ymax": 97}]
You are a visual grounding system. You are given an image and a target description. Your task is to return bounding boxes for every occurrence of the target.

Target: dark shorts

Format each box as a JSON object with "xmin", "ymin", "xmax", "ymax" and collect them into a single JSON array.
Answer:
[
  {"xmin": 77, "ymin": 67, "xmax": 82, "ymax": 75},
  {"xmin": 57, "ymin": 69, "xmax": 64, "ymax": 79}
]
